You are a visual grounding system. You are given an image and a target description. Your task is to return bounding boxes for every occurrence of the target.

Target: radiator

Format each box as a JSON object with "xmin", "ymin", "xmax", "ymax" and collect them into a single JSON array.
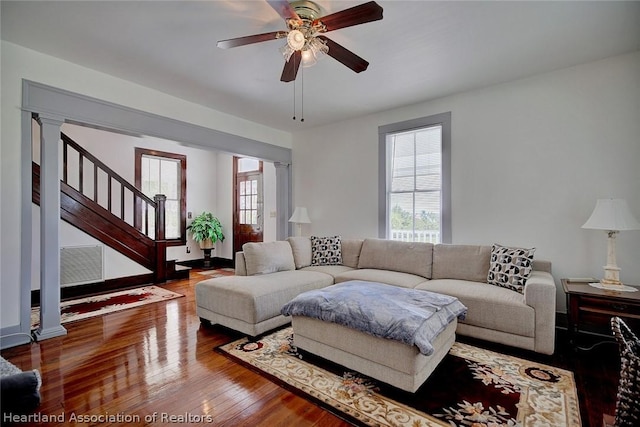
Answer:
[{"xmin": 60, "ymin": 245, "xmax": 104, "ymax": 286}]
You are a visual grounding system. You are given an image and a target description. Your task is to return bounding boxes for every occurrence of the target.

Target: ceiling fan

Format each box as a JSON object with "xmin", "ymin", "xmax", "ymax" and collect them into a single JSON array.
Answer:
[{"xmin": 217, "ymin": 0, "xmax": 383, "ymax": 82}]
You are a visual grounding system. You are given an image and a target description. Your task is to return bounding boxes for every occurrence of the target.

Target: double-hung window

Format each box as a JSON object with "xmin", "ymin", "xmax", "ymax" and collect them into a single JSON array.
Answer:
[
  {"xmin": 135, "ymin": 148, "xmax": 186, "ymax": 244},
  {"xmin": 379, "ymin": 113, "xmax": 451, "ymax": 243}
]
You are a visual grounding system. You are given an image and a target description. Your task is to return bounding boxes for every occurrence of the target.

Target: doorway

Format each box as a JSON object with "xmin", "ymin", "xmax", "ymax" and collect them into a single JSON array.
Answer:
[{"xmin": 233, "ymin": 157, "xmax": 264, "ymax": 255}]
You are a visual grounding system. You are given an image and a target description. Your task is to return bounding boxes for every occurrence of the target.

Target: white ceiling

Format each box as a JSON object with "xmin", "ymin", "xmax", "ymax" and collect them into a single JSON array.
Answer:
[{"xmin": 2, "ymin": 1, "xmax": 639, "ymax": 133}]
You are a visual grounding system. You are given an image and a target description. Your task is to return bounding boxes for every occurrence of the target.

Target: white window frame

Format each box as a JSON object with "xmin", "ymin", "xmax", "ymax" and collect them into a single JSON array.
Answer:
[{"xmin": 378, "ymin": 113, "xmax": 451, "ymax": 243}]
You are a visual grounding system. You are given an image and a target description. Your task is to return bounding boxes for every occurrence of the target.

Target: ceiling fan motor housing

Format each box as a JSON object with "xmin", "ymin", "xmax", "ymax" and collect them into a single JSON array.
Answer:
[{"xmin": 290, "ymin": 0, "xmax": 322, "ymax": 21}]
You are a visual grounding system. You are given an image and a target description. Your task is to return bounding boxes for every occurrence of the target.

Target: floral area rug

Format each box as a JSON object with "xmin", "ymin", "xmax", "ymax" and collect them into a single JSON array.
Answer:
[
  {"xmin": 218, "ymin": 327, "xmax": 581, "ymax": 427},
  {"xmin": 31, "ymin": 286, "xmax": 182, "ymax": 330}
]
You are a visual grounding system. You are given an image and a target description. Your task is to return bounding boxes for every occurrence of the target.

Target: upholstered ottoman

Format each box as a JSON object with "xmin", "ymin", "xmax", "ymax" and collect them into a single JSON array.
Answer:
[{"xmin": 281, "ymin": 281, "xmax": 467, "ymax": 392}]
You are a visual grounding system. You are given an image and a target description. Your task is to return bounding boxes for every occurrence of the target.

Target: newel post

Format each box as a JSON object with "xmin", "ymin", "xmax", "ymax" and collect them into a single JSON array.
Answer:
[{"xmin": 154, "ymin": 194, "xmax": 167, "ymax": 283}]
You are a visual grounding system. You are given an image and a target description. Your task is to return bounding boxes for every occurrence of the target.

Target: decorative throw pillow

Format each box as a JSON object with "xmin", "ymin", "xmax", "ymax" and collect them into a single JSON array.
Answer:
[
  {"xmin": 311, "ymin": 235, "xmax": 342, "ymax": 266},
  {"xmin": 487, "ymin": 244, "xmax": 536, "ymax": 293}
]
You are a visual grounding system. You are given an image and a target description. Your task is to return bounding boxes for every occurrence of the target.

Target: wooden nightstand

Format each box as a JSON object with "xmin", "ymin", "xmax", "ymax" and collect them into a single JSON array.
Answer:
[{"xmin": 562, "ymin": 278, "xmax": 640, "ymax": 347}]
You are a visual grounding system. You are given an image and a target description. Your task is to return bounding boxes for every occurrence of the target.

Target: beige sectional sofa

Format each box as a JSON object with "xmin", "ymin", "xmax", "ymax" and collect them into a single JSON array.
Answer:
[{"xmin": 195, "ymin": 237, "xmax": 556, "ymax": 355}]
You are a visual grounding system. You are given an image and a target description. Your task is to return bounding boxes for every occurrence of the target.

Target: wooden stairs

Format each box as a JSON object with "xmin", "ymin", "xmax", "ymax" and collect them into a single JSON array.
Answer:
[{"xmin": 31, "ymin": 133, "xmax": 188, "ymax": 300}]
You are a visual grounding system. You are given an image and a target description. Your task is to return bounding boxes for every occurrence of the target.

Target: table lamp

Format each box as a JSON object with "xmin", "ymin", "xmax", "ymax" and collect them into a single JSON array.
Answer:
[
  {"xmin": 582, "ymin": 198, "xmax": 640, "ymax": 290},
  {"xmin": 289, "ymin": 207, "xmax": 311, "ymax": 236}
]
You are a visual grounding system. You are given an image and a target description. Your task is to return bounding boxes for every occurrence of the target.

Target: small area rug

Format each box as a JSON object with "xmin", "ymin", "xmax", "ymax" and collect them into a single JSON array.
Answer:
[
  {"xmin": 197, "ymin": 267, "xmax": 235, "ymax": 278},
  {"xmin": 218, "ymin": 327, "xmax": 581, "ymax": 427},
  {"xmin": 31, "ymin": 286, "xmax": 182, "ymax": 329}
]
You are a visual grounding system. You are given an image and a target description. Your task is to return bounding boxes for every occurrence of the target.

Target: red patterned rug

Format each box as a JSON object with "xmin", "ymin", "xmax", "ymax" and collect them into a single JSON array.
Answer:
[
  {"xmin": 31, "ymin": 286, "xmax": 182, "ymax": 329},
  {"xmin": 219, "ymin": 327, "xmax": 581, "ymax": 427}
]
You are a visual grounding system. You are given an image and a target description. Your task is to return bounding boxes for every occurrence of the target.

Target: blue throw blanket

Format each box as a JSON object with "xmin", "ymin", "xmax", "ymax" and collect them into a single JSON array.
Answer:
[{"xmin": 281, "ymin": 280, "xmax": 467, "ymax": 355}]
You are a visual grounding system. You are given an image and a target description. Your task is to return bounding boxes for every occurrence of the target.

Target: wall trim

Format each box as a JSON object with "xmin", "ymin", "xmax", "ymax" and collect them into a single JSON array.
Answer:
[{"xmin": 22, "ymin": 80, "xmax": 292, "ymax": 164}]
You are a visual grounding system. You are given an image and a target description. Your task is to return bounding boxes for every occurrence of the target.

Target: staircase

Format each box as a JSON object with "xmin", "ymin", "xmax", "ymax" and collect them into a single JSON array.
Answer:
[{"xmin": 32, "ymin": 133, "xmax": 186, "ymax": 295}]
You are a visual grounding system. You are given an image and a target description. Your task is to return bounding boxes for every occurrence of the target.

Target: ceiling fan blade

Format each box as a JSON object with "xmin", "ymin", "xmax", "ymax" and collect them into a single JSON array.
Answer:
[
  {"xmin": 317, "ymin": 36, "xmax": 369, "ymax": 73},
  {"xmin": 266, "ymin": 0, "xmax": 300, "ymax": 21},
  {"xmin": 217, "ymin": 31, "xmax": 282, "ymax": 49},
  {"xmin": 314, "ymin": 1, "xmax": 383, "ymax": 32},
  {"xmin": 281, "ymin": 50, "xmax": 302, "ymax": 82}
]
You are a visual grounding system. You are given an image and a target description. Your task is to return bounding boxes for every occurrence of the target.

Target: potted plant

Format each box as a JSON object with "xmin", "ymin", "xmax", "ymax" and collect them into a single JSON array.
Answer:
[{"xmin": 187, "ymin": 212, "xmax": 225, "ymax": 250}]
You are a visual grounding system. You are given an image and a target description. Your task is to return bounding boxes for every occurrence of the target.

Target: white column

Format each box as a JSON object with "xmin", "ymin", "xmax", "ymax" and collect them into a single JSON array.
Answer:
[
  {"xmin": 274, "ymin": 162, "xmax": 291, "ymax": 240},
  {"xmin": 33, "ymin": 115, "xmax": 67, "ymax": 341}
]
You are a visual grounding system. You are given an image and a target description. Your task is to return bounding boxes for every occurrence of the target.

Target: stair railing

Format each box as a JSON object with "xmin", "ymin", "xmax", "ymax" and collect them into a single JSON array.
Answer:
[
  {"xmin": 60, "ymin": 133, "xmax": 166, "ymax": 281},
  {"xmin": 61, "ymin": 133, "xmax": 164, "ymax": 237}
]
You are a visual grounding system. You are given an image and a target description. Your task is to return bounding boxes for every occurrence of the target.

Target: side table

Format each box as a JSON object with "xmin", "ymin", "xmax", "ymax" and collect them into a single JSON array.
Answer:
[{"xmin": 561, "ymin": 278, "xmax": 640, "ymax": 348}]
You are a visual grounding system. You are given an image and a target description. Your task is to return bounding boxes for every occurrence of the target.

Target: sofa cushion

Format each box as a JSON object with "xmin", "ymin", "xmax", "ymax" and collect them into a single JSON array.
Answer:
[
  {"xmin": 341, "ymin": 239, "xmax": 364, "ymax": 268},
  {"xmin": 300, "ymin": 265, "xmax": 355, "ymax": 278},
  {"xmin": 287, "ymin": 236, "xmax": 312, "ymax": 269},
  {"xmin": 358, "ymin": 239, "xmax": 433, "ymax": 278},
  {"xmin": 432, "ymin": 244, "xmax": 491, "ymax": 282},
  {"xmin": 487, "ymin": 244, "xmax": 536, "ymax": 293},
  {"xmin": 415, "ymin": 279, "xmax": 535, "ymax": 337},
  {"xmin": 242, "ymin": 241, "xmax": 295, "ymax": 276},
  {"xmin": 195, "ymin": 271, "xmax": 334, "ymax": 324},
  {"xmin": 311, "ymin": 235, "xmax": 342, "ymax": 266},
  {"xmin": 334, "ymin": 269, "xmax": 428, "ymax": 289}
]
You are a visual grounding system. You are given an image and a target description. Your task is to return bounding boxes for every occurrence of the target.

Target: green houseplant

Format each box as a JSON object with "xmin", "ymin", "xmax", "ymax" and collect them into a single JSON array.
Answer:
[{"xmin": 187, "ymin": 212, "xmax": 225, "ymax": 250}]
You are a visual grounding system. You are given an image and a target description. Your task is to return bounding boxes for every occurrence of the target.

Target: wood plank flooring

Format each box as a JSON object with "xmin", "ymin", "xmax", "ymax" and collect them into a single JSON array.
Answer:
[{"xmin": 2, "ymin": 270, "xmax": 621, "ymax": 426}]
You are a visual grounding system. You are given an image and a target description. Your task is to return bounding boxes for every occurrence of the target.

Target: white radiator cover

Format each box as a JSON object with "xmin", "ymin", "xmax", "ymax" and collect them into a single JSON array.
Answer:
[{"xmin": 60, "ymin": 245, "xmax": 104, "ymax": 286}]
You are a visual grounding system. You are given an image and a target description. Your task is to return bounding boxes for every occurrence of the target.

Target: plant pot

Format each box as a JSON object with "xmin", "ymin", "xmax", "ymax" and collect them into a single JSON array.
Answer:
[{"xmin": 199, "ymin": 238, "xmax": 214, "ymax": 250}]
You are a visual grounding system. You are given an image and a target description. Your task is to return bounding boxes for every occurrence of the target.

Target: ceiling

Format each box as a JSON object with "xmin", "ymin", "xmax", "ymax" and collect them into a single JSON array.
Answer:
[{"xmin": 2, "ymin": 1, "xmax": 639, "ymax": 133}]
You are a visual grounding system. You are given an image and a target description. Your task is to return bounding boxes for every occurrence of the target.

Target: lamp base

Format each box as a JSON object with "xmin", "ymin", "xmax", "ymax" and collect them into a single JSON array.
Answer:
[
  {"xmin": 602, "ymin": 265, "xmax": 621, "ymax": 285},
  {"xmin": 601, "ymin": 277, "xmax": 622, "ymax": 286}
]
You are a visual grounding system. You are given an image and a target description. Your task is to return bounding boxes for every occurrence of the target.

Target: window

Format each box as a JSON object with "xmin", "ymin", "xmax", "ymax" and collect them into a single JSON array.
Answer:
[
  {"xmin": 135, "ymin": 148, "xmax": 186, "ymax": 244},
  {"xmin": 379, "ymin": 113, "xmax": 451, "ymax": 243}
]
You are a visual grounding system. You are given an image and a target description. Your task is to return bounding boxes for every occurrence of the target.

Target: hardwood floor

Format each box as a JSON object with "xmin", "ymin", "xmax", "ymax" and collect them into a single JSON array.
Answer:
[{"xmin": 2, "ymin": 270, "xmax": 621, "ymax": 426}]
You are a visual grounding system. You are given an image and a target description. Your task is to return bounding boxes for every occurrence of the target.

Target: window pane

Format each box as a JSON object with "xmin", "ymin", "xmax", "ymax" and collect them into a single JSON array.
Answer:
[
  {"xmin": 160, "ymin": 159, "xmax": 179, "ymax": 198},
  {"xmin": 238, "ymin": 158, "xmax": 260, "ymax": 172},
  {"xmin": 165, "ymin": 200, "xmax": 180, "ymax": 239},
  {"xmin": 240, "ymin": 181, "xmax": 245, "ymax": 196},
  {"xmin": 415, "ymin": 126, "xmax": 442, "ymax": 191},
  {"xmin": 414, "ymin": 192, "xmax": 440, "ymax": 243},
  {"xmin": 389, "ymin": 192, "xmax": 414, "ymax": 242},
  {"xmin": 240, "ymin": 211, "xmax": 246, "ymax": 224},
  {"xmin": 390, "ymin": 134, "xmax": 415, "ymax": 192},
  {"xmin": 252, "ymin": 210, "xmax": 257, "ymax": 225}
]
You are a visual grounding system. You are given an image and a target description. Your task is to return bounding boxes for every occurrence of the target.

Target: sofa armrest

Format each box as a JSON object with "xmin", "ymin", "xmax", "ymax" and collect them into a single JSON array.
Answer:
[
  {"xmin": 235, "ymin": 252, "xmax": 248, "ymax": 276},
  {"xmin": 523, "ymin": 270, "xmax": 556, "ymax": 354}
]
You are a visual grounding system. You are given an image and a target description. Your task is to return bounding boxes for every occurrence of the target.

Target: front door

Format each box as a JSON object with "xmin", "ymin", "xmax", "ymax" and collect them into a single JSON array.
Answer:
[{"xmin": 233, "ymin": 157, "xmax": 263, "ymax": 256}]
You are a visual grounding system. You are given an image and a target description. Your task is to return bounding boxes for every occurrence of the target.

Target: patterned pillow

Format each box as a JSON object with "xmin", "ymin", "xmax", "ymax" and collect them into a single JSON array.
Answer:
[
  {"xmin": 487, "ymin": 244, "xmax": 536, "ymax": 293},
  {"xmin": 311, "ymin": 236, "xmax": 342, "ymax": 266}
]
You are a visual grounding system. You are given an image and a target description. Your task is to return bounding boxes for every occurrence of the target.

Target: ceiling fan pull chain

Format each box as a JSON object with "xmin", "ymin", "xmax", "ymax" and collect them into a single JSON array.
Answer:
[
  {"xmin": 301, "ymin": 63, "xmax": 305, "ymax": 122},
  {"xmin": 292, "ymin": 53, "xmax": 297, "ymax": 120}
]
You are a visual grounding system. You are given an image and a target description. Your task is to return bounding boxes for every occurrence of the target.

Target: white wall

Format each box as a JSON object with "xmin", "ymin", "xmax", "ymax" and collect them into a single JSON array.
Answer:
[
  {"xmin": 1, "ymin": 41, "xmax": 290, "ymax": 330},
  {"xmin": 292, "ymin": 51, "xmax": 640, "ymax": 312}
]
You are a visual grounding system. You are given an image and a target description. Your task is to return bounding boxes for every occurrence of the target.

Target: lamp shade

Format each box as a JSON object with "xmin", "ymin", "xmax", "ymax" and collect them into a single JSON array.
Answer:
[
  {"xmin": 582, "ymin": 199, "xmax": 640, "ymax": 231},
  {"xmin": 289, "ymin": 207, "xmax": 311, "ymax": 224}
]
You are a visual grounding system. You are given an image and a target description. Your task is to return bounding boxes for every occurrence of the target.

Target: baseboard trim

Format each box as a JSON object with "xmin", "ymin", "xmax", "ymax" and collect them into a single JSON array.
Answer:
[
  {"xmin": 31, "ymin": 273, "xmax": 155, "ymax": 306},
  {"xmin": 177, "ymin": 257, "xmax": 233, "ymax": 269}
]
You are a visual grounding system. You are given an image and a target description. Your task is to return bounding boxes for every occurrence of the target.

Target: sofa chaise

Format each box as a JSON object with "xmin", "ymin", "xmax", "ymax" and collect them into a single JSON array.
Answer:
[{"xmin": 195, "ymin": 237, "xmax": 556, "ymax": 355}]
